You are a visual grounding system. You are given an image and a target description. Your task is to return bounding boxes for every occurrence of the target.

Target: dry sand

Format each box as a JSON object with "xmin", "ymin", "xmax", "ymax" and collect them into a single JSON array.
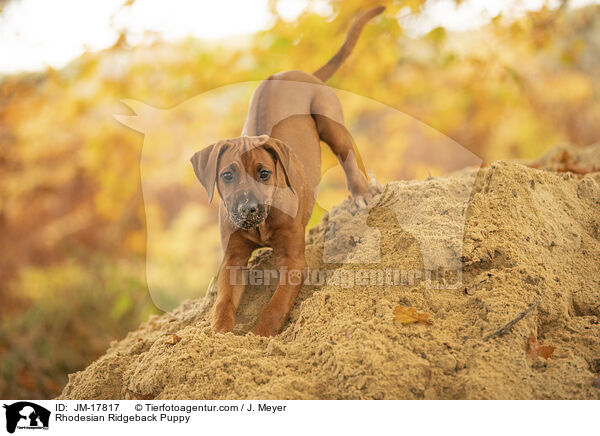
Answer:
[{"xmin": 59, "ymin": 145, "xmax": 600, "ymax": 400}]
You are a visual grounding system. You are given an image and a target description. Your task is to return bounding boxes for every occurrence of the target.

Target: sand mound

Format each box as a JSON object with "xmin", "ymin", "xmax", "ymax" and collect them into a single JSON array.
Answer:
[
  {"xmin": 527, "ymin": 142, "xmax": 600, "ymax": 175},
  {"xmin": 59, "ymin": 147, "xmax": 600, "ymax": 400}
]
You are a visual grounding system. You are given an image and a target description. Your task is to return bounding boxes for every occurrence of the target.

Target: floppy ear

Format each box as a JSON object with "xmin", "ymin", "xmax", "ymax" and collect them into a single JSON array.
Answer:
[
  {"xmin": 262, "ymin": 137, "xmax": 295, "ymax": 194},
  {"xmin": 190, "ymin": 141, "xmax": 228, "ymax": 202}
]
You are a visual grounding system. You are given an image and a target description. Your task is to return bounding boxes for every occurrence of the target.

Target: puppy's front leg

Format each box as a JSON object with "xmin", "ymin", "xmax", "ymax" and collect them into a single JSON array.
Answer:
[
  {"xmin": 213, "ymin": 234, "xmax": 256, "ymax": 333},
  {"xmin": 253, "ymin": 229, "xmax": 307, "ymax": 337}
]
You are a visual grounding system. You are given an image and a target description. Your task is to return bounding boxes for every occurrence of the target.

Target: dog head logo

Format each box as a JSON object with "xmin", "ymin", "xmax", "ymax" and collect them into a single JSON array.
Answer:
[{"xmin": 3, "ymin": 402, "xmax": 50, "ymax": 434}]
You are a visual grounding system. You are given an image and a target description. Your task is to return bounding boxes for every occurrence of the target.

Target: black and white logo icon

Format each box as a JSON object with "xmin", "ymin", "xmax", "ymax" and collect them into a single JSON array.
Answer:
[{"xmin": 3, "ymin": 402, "xmax": 50, "ymax": 434}]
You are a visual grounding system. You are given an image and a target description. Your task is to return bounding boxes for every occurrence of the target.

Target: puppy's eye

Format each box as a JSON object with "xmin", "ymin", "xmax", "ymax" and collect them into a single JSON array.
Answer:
[
  {"xmin": 220, "ymin": 171, "xmax": 233, "ymax": 182},
  {"xmin": 258, "ymin": 169, "xmax": 271, "ymax": 181}
]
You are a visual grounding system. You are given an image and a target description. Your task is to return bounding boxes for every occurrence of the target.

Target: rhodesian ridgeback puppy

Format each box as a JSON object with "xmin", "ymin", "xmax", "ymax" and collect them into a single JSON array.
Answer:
[{"xmin": 191, "ymin": 6, "xmax": 385, "ymax": 336}]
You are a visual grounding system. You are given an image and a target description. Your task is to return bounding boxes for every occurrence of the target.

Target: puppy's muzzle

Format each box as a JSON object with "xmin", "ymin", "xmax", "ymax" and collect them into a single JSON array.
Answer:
[{"xmin": 229, "ymin": 192, "xmax": 269, "ymax": 229}]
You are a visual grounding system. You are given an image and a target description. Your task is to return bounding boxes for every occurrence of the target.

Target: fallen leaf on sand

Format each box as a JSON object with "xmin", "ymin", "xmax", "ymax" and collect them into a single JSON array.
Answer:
[
  {"xmin": 394, "ymin": 306, "xmax": 432, "ymax": 325},
  {"xmin": 527, "ymin": 336, "xmax": 554, "ymax": 359},
  {"xmin": 165, "ymin": 334, "xmax": 181, "ymax": 345}
]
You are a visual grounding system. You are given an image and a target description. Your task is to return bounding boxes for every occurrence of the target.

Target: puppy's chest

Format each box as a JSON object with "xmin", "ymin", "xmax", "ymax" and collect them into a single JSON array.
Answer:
[{"xmin": 244, "ymin": 224, "xmax": 274, "ymax": 246}]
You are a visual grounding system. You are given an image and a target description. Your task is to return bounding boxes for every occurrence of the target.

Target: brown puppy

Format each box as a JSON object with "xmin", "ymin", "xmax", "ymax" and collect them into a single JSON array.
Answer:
[{"xmin": 191, "ymin": 6, "xmax": 385, "ymax": 336}]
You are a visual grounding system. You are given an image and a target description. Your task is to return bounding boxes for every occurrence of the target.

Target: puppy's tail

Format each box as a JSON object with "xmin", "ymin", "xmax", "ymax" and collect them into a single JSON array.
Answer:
[{"xmin": 312, "ymin": 6, "xmax": 385, "ymax": 82}]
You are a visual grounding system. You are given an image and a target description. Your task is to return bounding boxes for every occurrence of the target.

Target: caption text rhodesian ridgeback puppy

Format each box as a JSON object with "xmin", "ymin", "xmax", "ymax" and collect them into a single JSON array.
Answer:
[{"xmin": 191, "ymin": 6, "xmax": 385, "ymax": 336}]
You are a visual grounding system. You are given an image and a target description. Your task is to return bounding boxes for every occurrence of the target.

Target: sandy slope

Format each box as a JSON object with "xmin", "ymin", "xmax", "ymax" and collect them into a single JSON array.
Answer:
[{"xmin": 59, "ymin": 145, "xmax": 600, "ymax": 399}]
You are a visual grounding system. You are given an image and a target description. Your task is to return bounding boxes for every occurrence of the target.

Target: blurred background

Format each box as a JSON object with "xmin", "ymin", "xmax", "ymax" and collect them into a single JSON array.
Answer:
[{"xmin": 1, "ymin": 0, "xmax": 599, "ymax": 399}]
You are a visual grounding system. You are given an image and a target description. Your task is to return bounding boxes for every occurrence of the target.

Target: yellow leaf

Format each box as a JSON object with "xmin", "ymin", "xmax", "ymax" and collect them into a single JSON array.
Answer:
[
  {"xmin": 527, "ymin": 336, "xmax": 554, "ymax": 360},
  {"xmin": 394, "ymin": 306, "xmax": 432, "ymax": 325},
  {"xmin": 165, "ymin": 334, "xmax": 181, "ymax": 345}
]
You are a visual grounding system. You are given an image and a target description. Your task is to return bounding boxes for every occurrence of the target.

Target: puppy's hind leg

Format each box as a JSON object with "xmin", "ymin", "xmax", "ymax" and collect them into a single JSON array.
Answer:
[{"xmin": 311, "ymin": 90, "xmax": 372, "ymax": 206}]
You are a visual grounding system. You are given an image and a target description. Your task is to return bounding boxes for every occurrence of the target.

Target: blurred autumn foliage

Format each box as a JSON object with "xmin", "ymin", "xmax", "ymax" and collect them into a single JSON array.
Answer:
[{"xmin": 0, "ymin": 0, "xmax": 599, "ymax": 398}]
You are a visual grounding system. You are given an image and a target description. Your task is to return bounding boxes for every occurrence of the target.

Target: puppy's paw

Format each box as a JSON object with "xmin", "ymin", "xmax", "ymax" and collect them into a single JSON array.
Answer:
[
  {"xmin": 353, "ymin": 194, "xmax": 369, "ymax": 208},
  {"xmin": 370, "ymin": 184, "xmax": 383, "ymax": 196},
  {"xmin": 349, "ymin": 171, "xmax": 383, "ymax": 213},
  {"xmin": 348, "ymin": 192, "xmax": 371, "ymax": 215},
  {"xmin": 212, "ymin": 312, "xmax": 235, "ymax": 334},
  {"xmin": 253, "ymin": 310, "xmax": 285, "ymax": 337},
  {"xmin": 253, "ymin": 319, "xmax": 280, "ymax": 337},
  {"xmin": 368, "ymin": 169, "xmax": 383, "ymax": 195},
  {"xmin": 252, "ymin": 324, "xmax": 275, "ymax": 337}
]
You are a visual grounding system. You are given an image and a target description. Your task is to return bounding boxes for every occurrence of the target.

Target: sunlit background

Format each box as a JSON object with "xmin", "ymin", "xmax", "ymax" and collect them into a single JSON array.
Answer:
[
  {"xmin": 1, "ymin": 0, "xmax": 599, "ymax": 399},
  {"xmin": 2, "ymin": 0, "xmax": 598, "ymax": 73}
]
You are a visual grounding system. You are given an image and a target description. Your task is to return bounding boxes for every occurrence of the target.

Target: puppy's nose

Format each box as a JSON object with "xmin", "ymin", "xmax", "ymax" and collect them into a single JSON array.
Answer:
[
  {"xmin": 237, "ymin": 195, "xmax": 259, "ymax": 217},
  {"xmin": 239, "ymin": 202, "xmax": 258, "ymax": 216}
]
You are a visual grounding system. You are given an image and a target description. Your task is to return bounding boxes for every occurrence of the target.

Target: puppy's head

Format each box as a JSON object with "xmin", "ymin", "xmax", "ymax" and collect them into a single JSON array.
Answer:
[{"xmin": 190, "ymin": 135, "xmax": 295, "ymax": 230}]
